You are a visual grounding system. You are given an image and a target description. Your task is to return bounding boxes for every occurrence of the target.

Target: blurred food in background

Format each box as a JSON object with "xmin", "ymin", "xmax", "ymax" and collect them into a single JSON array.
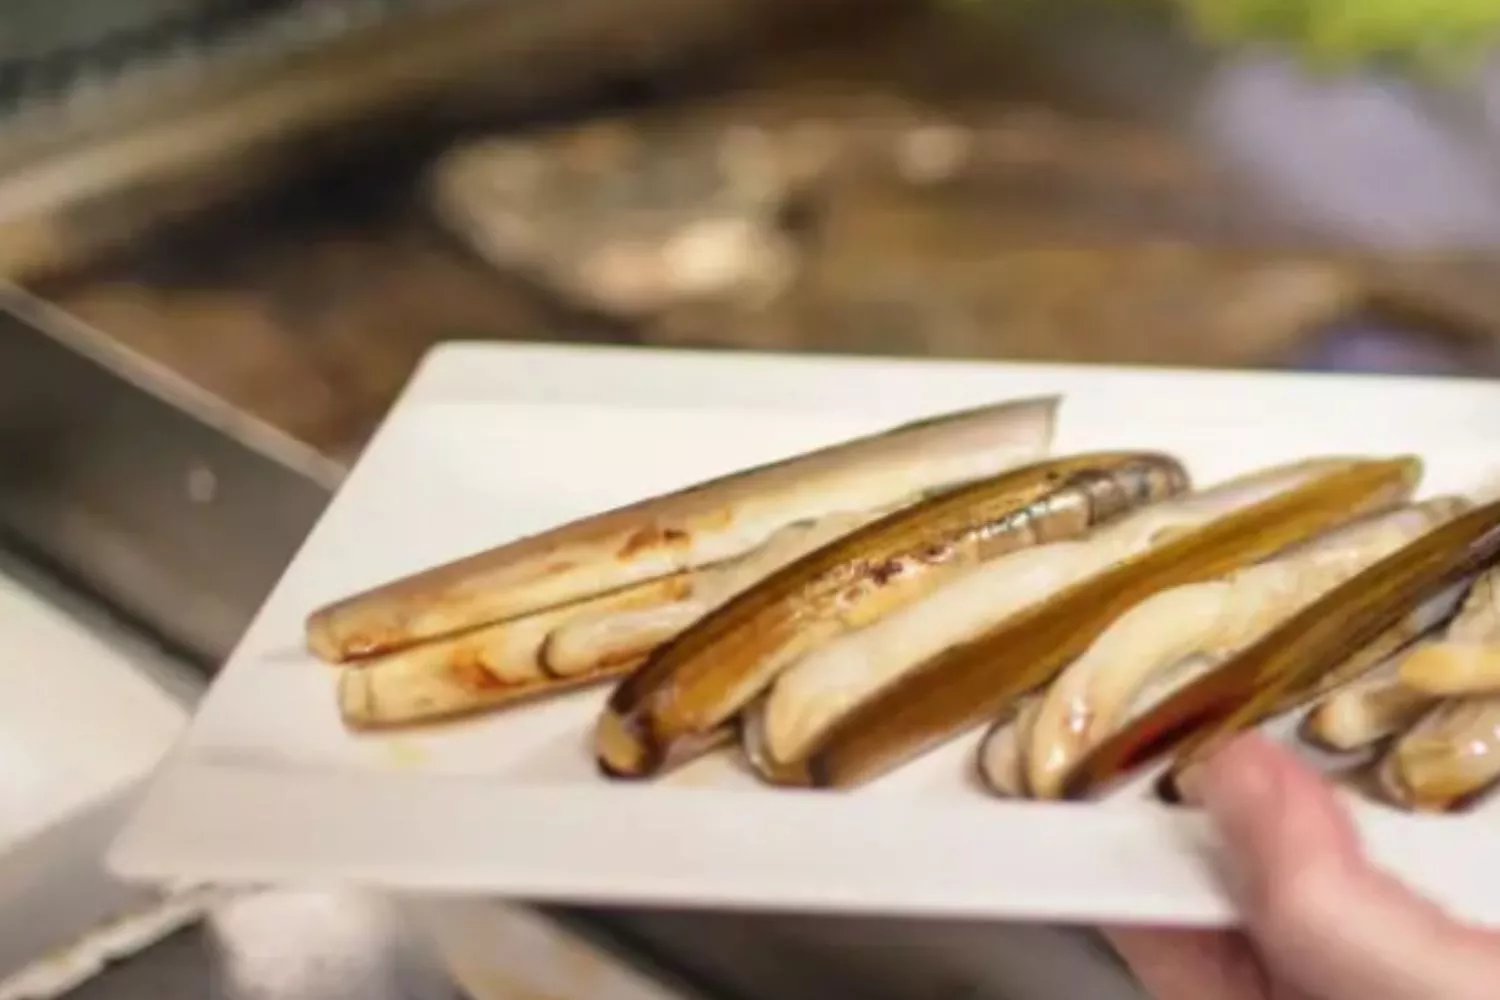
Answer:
[
  {"xmin": 8, "ymin": 0, "xmax": 1500, "ymax": 464},
  {"xmin": 426, "ymin": 90, "xmax": 1494, "ymax": 371}
]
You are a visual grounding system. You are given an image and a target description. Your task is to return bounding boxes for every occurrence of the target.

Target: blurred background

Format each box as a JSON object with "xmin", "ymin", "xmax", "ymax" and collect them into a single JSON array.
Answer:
[
  {"xmin": 10, "ymin": 0, "xmax": 1500, "ymax": 465},
  {"xmin": 5, "ymin": 1, "xmax": 1500, "ymax": 998}
]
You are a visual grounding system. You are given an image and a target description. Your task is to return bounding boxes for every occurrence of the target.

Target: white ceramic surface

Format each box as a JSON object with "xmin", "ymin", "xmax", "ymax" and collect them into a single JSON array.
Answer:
[{"xmin": 108, "ymin": 343, "xmax": 1500, "ymax": 928}]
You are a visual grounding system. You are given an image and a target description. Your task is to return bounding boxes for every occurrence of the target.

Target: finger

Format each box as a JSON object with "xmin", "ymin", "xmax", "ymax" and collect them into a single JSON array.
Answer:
[
  {"xmin": 1104, "ymin": 927, "xmax": 1267, "ymax": 1000},
  {"xmin": 1200, "ymin": 733, "xmax": 1500, "ymax": 1000}
]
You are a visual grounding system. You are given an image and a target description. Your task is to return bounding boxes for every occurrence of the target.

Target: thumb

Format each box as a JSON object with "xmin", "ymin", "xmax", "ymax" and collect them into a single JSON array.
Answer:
[{"xmin": 1200, "ymin": 733, "xmax": 1500, "ymax": 1000}]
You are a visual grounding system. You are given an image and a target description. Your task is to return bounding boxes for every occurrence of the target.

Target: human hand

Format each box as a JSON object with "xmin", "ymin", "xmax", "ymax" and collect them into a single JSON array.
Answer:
[{"xmin": 1106, "ymin": 733, "xmax": 1500, "ymax": 999}]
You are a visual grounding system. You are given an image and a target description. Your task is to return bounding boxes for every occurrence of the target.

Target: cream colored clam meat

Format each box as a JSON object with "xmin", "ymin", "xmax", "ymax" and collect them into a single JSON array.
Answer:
[
  {"xmin": 754, "ymin": 458, "xmax": 1359, "ymax": 766},
  {"xmin": 1025, "ymin": 497, "xmax": 1462, "ymax": 797}
]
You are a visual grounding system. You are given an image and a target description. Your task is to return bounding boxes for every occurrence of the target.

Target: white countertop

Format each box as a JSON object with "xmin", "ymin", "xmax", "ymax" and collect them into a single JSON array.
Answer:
[
  {"xmin": 0, "ymin": 553, "xmax": 467, "ymax": 1000},
  {"xmin": 0, "ymin": 552, "xmax": 210, "ymax": 999},
  {"xmin": 0, "ymin": 558, "xmax": 191, "ymax": 850}
]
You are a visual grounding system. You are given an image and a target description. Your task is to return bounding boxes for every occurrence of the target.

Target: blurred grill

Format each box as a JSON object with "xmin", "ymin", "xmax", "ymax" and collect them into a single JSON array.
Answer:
[
  {"xmin": 0, "ymin": 0, "xmax": 471, "ymax": 138},
  {"xmin": 0, "ymin": 0, "xmax": 879, "ymax": 282}
]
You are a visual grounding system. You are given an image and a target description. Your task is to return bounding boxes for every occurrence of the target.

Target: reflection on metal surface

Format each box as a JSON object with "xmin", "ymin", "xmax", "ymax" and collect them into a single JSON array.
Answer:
[
  {"xmin": 573, "ymin": 907, "xmax": 1145, "ymax": 1000},
  {"xmin": 411, "ymin": 901, "xmax": 716, "ymax": 1000},
  {"xmin": 60, "ymin": 891, "xmax": 463, "ymax": 1000},
  {"xmin": 0, "ymin": 539, "xmax": 470, "ymax": 1000},
  {"xmin": 0, "ymin": 544, "xmax": 210, "ymax": 1000},
  {"xmin": 0, "ymin": 286, "xmax": 337, "ymax": 665},
  {"xmin": 0, "ymin": 788, "xmax": 217, "ymax": 1000}
]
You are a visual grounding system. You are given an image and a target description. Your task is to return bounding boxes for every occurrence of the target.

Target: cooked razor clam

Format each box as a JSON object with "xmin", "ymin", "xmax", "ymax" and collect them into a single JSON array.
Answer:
[
  {"xmin": 596, "ymin": 452, "xmax": 1190, "ymax": 779},
  {"xmin": 744, "ymin": 458, "xmax": 1359, "ymax": 778},
  {"xmin": 542, "ymin": 509, "xmax": 885, "ymax": 677},
  {"xmin": 1295, "ymin": 583, "xmax": 1467, "ymax": 705},
  {"xmin": 972, "ymin": 696, "xmax": 1041, "ymax": 798},
  {"xmin": 1301, "ymin": 667, "xmax": 1438, "ymax": 752},
  {"xmin": 1401, "ymin": 646, "xmax": 1500, "ymax": 696},
  {"xmin": 339, "ymin": 650, "xmax": 639, "ymax": 732},
  {"xmin": 1155, "ymin": 583, "xmax": 1465, "ymax": 800},
  {"xmin": 1061, "ymin": 492, "xmax": 1500, "ymax": 802},
  {"xmin": 768, "ymin": 457, "xmax": 1421, "ymax": 790},
  {"xmin": 335, "ymin": 574, "xmax": 693, "ymax": 729},
  {"xmin": 1022, "ymin": 497, "xmax": 1463, "ymax": 798},
  {"xmin": 1397, "ymin": 566, "xmax": 1500, "ymax": 696},
  {"xmin": 1378, "ymin": 695, "xmax": 1500, "ymax": 812},
  {"xmin": 1300, "ymin": 562, "xmax": 1500, "ymax": 750},
  {"xmin": 306, "ymin": 396, "xmax": 1058, "ymax": 661},
  {"xmin": 337, "ymin": 510, "xmax": 887, "ymax": 729}
]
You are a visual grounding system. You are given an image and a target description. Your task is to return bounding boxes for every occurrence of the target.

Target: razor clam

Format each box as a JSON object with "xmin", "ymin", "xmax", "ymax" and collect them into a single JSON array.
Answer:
[
  {"xmin": 1301, "ymin": 667, "xmax": 1438, "ymax": 752},
  {"xmin": 745, "ymin": 458, "xmax": 1360, "ymax": 777},
  {"xmin": 596, "ymin": 452, "xmax": 1189, "ymax": 779},
  {"xmin": 773, "ymin": 457, "xmax": 1421, "ymax": 790},
  {"xmin": 1061, "ymin": 492, "xmax": 1500, "ymax": 802},
  {"xmin": 973, "ymin": 696, "xmax": 1042, "ymax": 798},
  {"xmin": 1157, "ymin": 582, "xmax": 1465, "ymax": 800},
  {"xmin": 334, "ymin": 574, "xmax": 693, "ymax": 729},
  {"xmin": 339, "ymin": 652, "xmax": 638, "ymax": 732},
  {"xmin": 306, "ymin": 396, "xmax": 1058, "ymax": 662},
  {"xmin": 1295, "ymin": 581, "xmax": 1467, "ymax": 705},
  {"xmin": 1378, "ymin": 695, "xmax": 1500, "ymax": 812},
  {"xmin": 338, "ymin": 514, "xmax": 884, "ymax": 729},
  {"xmin": 543, "ymin": 509, "xmax": 886, "ymax": 677},
  {"xmin": 1300, "ymin": 564, "xmax": 1500, "ymax": 750},
  {"xmin": 1022, "ymin": 497, "xmax": 1463, "ymax": 798},
  {"xmin": 1397, "ymin": 565, "xmax": 1500, "ymax": 696}
]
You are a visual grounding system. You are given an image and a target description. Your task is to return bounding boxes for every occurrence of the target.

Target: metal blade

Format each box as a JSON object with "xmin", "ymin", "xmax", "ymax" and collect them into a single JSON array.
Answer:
[{"xmin": 0, "ymin": 285, "xmax": 338, "ymax": 666}]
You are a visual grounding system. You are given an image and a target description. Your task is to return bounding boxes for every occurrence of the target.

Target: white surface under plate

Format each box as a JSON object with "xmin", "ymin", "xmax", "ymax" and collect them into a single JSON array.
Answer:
[
  {"xmin": 0, "ymin": 554, "xmax": 210, "ymax": 999},
  {"xmin": 110, "ymin": 343, "xmax": 1500, "ymax": 928}
]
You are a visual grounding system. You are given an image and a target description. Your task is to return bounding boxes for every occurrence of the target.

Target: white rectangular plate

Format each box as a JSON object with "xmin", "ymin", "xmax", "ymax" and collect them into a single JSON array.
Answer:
[{"xmin": 109, "ymin": 343, "xmax": 1500, "ymax": 928}]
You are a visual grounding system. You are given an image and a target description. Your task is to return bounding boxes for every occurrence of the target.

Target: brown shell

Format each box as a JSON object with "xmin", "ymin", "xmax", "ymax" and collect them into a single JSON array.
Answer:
[
  {"xmin": 1065, "ymin": 489, "xmax": 1500, "ymax": 802},
  {"xmin": 785, "ymin": 457, "xmax": 1421, "ymax": 790},
  {"xmin": 596, "ymin": 451, "xmax": 1190, "ymax": 778}
]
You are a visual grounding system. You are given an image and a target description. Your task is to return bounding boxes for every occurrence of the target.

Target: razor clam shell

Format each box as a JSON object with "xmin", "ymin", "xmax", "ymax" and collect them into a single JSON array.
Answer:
[
  {"xmin": 1400, "ymin": 644, "xmax": 1500, "ymax": 697},
  {"xmin": 1397, "ymin": 566, "xmax": 1500, "ymax": 696},
  {"xmin": 1379, "ymin": 695, "xmax": 1500, "ymax": 812},
  {"xmin": 542, "ymin": 509, "xmax": 884, "ymax": 677},
  {"xmin": 334, "ymin": 573, "xmax": 694, "ymax": 729},
  {"xmin": 1025, "ymin": 497, "xmax": 1461, "ymax": 798},
  {"xmin": 1443, "ymin": 564, "xmax": 1500, "ymax": 643},
  {"xmin": 307, "ymin": 396, "xmax": 1059, "ymax": 661},
  {"xmin": 975, "ymin": 696, "xmax": 1043, "ymax": 797},
  {"xmin": 1301, "ymin": 668, "xmax": 1439, "ymax": 752},
  {"xmin": 1062, "ymin": 492, "xmax": 1500, "ymax": 802},
  {"xmin": 1299, "ymin": 580, "xmax": 1469, "ymax": 703},
  {"xmin": 1156, "ymin": 580, "xmax": 1467, "ymax": 801},
  {"xmin": 750, "ymin": 458, "xmax": 1360, "ymax": 773},
  {"xmin": 1303, "ymin": 560, "xmax": 1491, "ymax": 752},
  {"xmin": 598, "ymin": 451, "xmax": 1189, "ymax": 779},
  {"xmin": 790, "ymin": 457, "xmax": 1421, "ymax": 791}
]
